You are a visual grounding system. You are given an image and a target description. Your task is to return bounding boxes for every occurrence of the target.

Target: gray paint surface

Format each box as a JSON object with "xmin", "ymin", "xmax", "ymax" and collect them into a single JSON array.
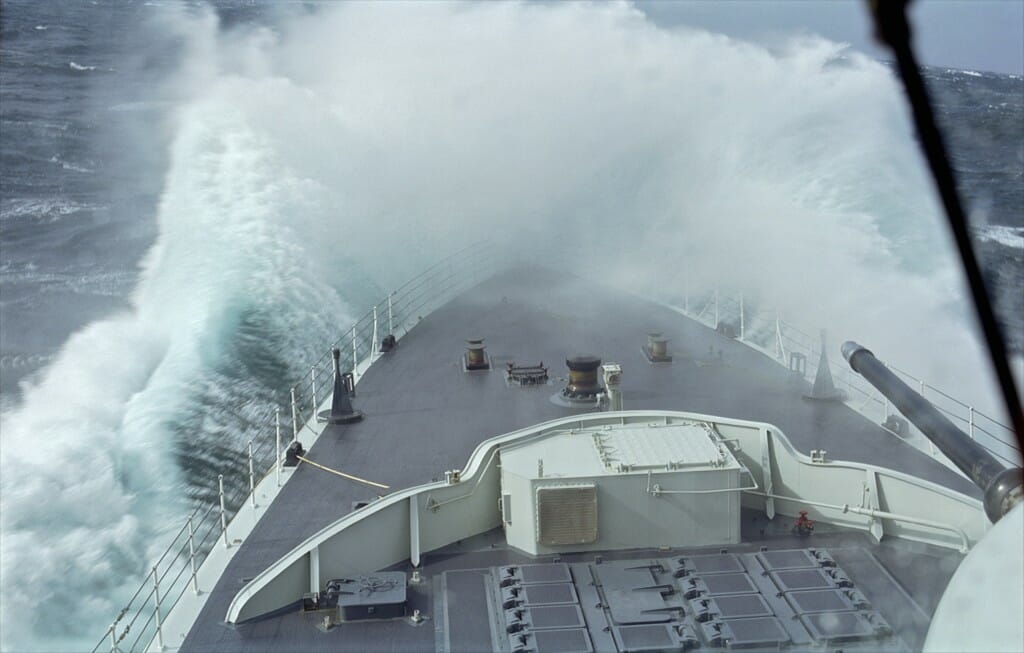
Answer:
[{"xmin": 181, "ymin": 268, "xmax": 975, "ymax": 651}]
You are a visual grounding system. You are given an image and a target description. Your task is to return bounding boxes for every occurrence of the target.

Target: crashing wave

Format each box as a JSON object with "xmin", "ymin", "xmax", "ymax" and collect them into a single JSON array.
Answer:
[{"xmin": 979, "ymin": 225, "xmax": 1024, "ymax": 250}]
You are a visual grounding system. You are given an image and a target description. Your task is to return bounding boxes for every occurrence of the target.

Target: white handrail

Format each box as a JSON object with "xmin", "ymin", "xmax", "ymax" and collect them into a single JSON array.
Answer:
[
  {"xmin": 670, "ymin": 287, "xmax": 1019, "ymax": 468},
  {"xmin": 91, "ymin": 244, "xmax": 501, "ymax": 653}
]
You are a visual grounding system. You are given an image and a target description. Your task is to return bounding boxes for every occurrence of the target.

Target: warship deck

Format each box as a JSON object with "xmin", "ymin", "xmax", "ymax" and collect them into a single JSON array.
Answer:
[{"xmin": 180, "ymin": 268, "xmax": 976, "ymax": 652}]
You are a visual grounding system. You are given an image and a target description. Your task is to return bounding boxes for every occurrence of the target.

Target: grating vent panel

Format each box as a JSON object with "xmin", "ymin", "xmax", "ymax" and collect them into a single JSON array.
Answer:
[{"xmin": 536, "ymin": 485, "xmax": 598, "ymax": 545}]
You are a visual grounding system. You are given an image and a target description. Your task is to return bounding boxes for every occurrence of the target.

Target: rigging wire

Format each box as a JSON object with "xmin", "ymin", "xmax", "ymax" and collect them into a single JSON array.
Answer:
[{"xmin": 868, "ymin": 0, "xmax": 1024, "ymax": 450}]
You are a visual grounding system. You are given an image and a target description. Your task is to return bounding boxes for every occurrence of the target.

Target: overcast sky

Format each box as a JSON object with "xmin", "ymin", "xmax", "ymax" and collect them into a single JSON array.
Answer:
[{"xmin": 635, "ymin": 0, "xmax": 1024, "ymax": 76}]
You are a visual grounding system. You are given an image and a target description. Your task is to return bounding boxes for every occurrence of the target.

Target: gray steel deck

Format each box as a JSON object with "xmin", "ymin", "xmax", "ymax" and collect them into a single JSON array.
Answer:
[{"xmin": 180, "ymin": 268, "xmax": 976, "ymax": 651}]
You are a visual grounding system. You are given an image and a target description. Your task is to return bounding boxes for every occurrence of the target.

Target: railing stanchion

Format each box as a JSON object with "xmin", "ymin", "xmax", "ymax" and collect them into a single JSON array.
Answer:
[
  {"xmin": 188, "ymin": 515, "xmax": 199, "ymax": 595},
  {"xmin": 775, "ymin": 313, "xmax": 780, "ymax": 359},
  {"xmin": 88, "ymin": 250, "xmax": 1024, "ymax": 651},
  {"xmin": 352, "ymin": 326, "xmax": 358, "ymax": 372},
  {"xmin": 739, "ymin": 292, "xmax": 745, "ymax": 341},
  {"xmin": 248, "ymin": 440, "xmax": 256, "ymax": 508},
  {"xmin": 275, "ymin": 408, "xmax": 282, "ymax": 487},
  {"xmin": 918, "ymin": 381, "xmax": 937, "ymax": 454},
  {"xmin": 152, "ymin": 565, "xmax": 164, "ymax": 651},
  {"xmin": 290, "ymin": 387, "xmax": 298, "ymax": 442},
  {"xmin": 310, "ymin": 366, "xmax": 317, "ymax": 418},
  {"xmin": 714, "ymin": 288, "xmax": 720, "ymax": 330},
  {"xmin": 372, "ymin": 304, "xmax": 379, "ymax": 359},
  {"xmin": 775, "ymin": 312, "xmax": 787, "ymax": 361},
  {"xmin": 219, "ymin": 474, "xmax": 229, "ymax": 548}
]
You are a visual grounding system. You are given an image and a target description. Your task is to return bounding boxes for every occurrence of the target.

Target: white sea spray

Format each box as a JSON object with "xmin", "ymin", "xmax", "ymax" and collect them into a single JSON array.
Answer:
[{"xmin": 1, "ymin": 2, "xmax": 1010, "ymax": 649}]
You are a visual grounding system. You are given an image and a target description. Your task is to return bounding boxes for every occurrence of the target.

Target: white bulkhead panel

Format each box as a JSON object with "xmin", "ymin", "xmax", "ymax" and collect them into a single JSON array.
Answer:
[{"xmin": 500, "ymin": 420, "xmax": 745, "ymax": 556}]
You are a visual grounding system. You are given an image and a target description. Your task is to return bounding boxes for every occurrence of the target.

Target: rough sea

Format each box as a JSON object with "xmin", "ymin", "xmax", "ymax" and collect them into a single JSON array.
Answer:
[{"xmin": 0, "ymin": 2, "xmax": 1021, "ymax": 651}]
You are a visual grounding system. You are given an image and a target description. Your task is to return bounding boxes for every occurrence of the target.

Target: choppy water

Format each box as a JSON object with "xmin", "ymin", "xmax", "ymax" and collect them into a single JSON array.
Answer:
[{"xmin": 0, "ymin": 2, "xmax": 1021, "ymax": 650}]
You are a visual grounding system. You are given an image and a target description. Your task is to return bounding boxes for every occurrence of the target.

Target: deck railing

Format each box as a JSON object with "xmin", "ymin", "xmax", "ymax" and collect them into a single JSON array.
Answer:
[
  {"xmin": 92, "ymin": 243, "xmax": 501, "ymax": 653},
  {"xmin": 94, "ymin": 253, "xmax": 1018, "ymax": 652},
  {"xmin": 659, "ymin": 287, "xmax": 1021, "ymax": 470}
]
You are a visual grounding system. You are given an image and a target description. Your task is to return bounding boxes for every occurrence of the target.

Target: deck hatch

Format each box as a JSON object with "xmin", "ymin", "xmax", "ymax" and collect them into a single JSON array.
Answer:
[
  {"xmin": 520, "ymin": 563, "xmax": 572, "ymax": 584},
  {"xmin": 536, "ymin": 484, "xmax": 598, "ymax": 545},
  {"xmin": 704, "ymin": 616, "xmax": 791, "ymax": 648},
  {"xmin": 770, "ymin": 568, "xmax": 836, "ymax": 591},
  {"xmin": 757, "ymin": 549, "xmax": 819, "ymax": 570},
  {"xmin": 594, "ymin": 563, "xmax": 674, "ymax": 625},
  {"xmin": 521, "ymin": 583, "xmax": 578, "ymax": 605},
  {"xmin": 531, "ymin": 628, "xmax": 592, "ymax": 653},
  {"xmin": 801, "ymin": 611, "xmax": 890, "ymax": 642},
  {"xmin": 682, "ymin": 572, "xmax": 759, "ymax": 598},
  {"xmin": 614, "ymin": 624, "xmax": 675, "ymax": 650},
  {"xmin": 692, "ymin": 594, "xmax": 774, "ymax": 620},
  {"xmin": 674, "ymin": 553, "xmax": 744, "ymax": 576},
  {"xmin": 526, "ymin": 605, "xmax": 586, "ymax": 630},
  {"xmin": 785, "ymin": 589, "xmax": 856, "ymax": 614}
]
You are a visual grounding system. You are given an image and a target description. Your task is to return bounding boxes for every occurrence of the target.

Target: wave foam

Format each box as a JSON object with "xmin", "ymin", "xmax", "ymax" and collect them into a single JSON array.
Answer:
[
  {"xmin": 0, "ymin": 197, "xmax": 98, "ymax": 221},
  {"xmin": 48, "ymin": 154, "xmax": 94, "ymax": 173},
  {"xmin": 980, "ymin": 225, "xmax": 1024, "ymax": 249},
  {"xmin": 1, "ymin": 2, "xmax": 1000, "ymax": 649}
]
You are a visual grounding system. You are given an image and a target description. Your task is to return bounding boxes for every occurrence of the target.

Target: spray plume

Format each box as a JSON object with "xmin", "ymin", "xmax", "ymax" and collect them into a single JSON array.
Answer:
[{"xmin": 0, "ymin": 2, "xmax": 999, "ymax": 649}]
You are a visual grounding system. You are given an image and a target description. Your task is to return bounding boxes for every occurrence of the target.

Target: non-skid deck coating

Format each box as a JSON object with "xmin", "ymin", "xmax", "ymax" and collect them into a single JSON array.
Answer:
[{"xmin": 181, "ymin": 268, "xmax": 976, "ymax": 651}]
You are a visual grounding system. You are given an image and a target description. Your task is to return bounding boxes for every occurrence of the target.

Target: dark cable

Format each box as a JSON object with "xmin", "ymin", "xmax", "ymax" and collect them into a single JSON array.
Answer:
[{"xmin": 868, "ymin": 0, "xmax": 1024, "ymax": 448}]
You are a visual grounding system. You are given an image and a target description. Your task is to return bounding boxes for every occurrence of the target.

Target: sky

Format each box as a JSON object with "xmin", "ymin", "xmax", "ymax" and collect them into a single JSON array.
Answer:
[{"xmin": 636, "ymin": 0, "xmax": 1024, "ymax": 76}]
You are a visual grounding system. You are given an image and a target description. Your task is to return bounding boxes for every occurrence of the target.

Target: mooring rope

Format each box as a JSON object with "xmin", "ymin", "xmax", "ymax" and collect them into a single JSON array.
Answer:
[{"xmin": 295, "ymin": 455, "xmax": 391, "ymax": 490}]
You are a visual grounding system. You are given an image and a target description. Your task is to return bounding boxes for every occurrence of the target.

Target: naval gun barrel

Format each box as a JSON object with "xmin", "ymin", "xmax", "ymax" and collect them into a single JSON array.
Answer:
[{"xmin": 842, "ymin": 341, "xmax": 1022, "ymax": 523}]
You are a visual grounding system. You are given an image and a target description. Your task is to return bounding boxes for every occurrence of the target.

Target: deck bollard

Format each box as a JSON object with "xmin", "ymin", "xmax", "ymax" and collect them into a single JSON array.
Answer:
[
  {"xmin": 152, "ymin": 566, "xmax": 164, "ymax": 651},
  {"xmin": 248, "ymin": 440, "xmax": 256, "ymax": 508},
  {"xmin": 219, "ymin": 474, "xmax": 228, "ymax": 548},
  {"xmin": 188, "ymin": 516, "xmax": 198, "ymax": 595}
]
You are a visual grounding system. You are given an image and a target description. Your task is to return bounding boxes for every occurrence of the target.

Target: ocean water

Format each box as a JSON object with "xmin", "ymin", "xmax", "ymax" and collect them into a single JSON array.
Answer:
[{"xmin": 0, "ymin": 2, "xmax": 1021, "ymax": 650}]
